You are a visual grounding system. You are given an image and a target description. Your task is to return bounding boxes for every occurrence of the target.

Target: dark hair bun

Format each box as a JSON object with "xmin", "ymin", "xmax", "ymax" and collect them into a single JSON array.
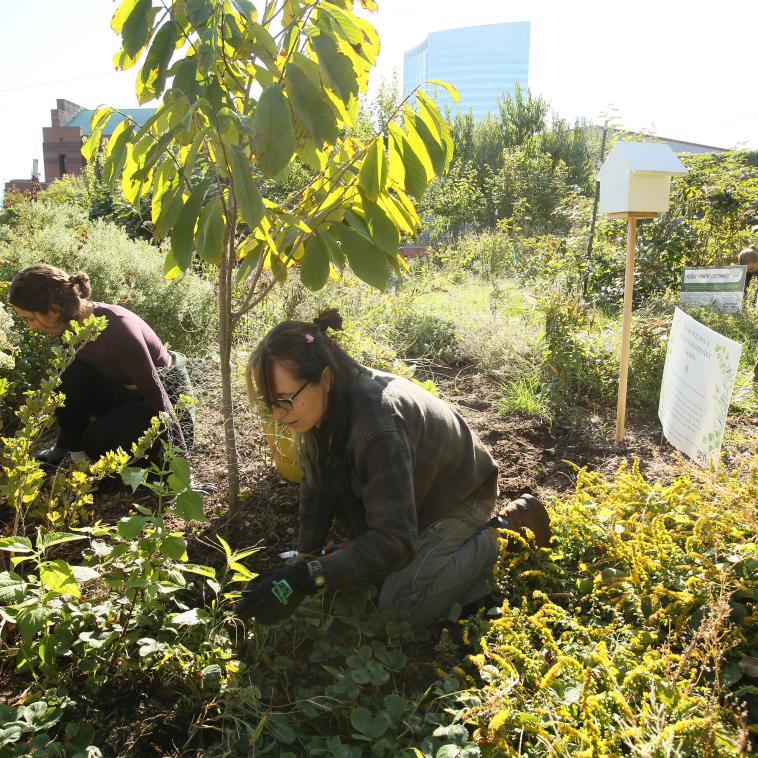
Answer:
[
  {"xmin": 314, "ymin": 308, "xmax": 343, "ymax": 333},
  {"xmin": 69, "ymin": 272, "xmax": 92, "ymax": 298}
]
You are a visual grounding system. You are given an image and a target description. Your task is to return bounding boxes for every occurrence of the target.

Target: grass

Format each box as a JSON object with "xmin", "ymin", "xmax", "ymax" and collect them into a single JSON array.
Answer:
[
  {"xmin": 413, "ymin": 275, "xmax": 544, "ymax": 373},
  {"xmin": 497, "ymin": 372, "xmax": 552, "ymax": 422}
]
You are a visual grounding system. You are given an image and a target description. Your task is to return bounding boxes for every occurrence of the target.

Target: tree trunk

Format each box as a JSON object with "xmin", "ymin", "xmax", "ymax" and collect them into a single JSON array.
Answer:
[{"xmin": 218, "ymin": 258, "xmax": 240, "ymax": 513}]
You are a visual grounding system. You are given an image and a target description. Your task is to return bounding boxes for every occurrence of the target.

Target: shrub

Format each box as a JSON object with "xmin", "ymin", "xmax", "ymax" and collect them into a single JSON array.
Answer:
[
  {"xmin": 392, "ymin": 311, "xmax": 462, "ymax": 365},
  {"xmin": 540, "ymin": 295, "xmax": 670, "ymax": 411},
  {"xmin": 0, "ymin": 199, "xmax": 216, "ymax": 357},
  {"xmin": 464, "ymin": 457, "xmax": 757, "ymax": 755}
]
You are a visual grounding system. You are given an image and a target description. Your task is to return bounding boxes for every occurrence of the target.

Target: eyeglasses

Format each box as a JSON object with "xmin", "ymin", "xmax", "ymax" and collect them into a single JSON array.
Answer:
[{"xmin": 268, "ymin": 379, "xmax": 310, "ymax": 412}]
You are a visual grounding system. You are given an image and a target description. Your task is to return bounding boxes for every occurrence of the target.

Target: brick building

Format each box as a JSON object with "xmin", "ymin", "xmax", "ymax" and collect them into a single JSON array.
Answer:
[{"xmin": 4, "ymin": 99, "xmax": 155, "ymax": 196}]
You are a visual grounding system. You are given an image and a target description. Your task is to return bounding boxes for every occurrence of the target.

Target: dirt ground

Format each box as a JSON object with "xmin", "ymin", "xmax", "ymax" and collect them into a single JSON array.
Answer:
[
  {"xmin": 177, "ymin": 362, "xmax": 757, "ymax": 571},
  {"xmin": 7, "ymin": 359, "xmax": 754, "ymax": 571}
]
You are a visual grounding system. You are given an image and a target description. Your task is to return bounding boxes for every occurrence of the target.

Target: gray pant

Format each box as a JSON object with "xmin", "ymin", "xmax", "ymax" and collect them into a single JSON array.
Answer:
[{"xmin": 377, "ymin": 499, "xmax": 499, "ymax": 627}]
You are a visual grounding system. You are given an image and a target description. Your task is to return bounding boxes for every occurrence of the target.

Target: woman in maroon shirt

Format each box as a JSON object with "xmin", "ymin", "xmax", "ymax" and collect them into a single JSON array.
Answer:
[{"xmin": 8, "ymin": 263, "xmax": 193, "ymax": 464}]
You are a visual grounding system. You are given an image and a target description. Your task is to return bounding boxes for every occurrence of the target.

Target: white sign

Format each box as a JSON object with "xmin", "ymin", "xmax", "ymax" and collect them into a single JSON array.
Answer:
[
  {"xmin": 658, "ymin": 308, "xmax": 742, "ymax": 466},
  {"xmin": 680, "ymin": 266, "xmax": 747, "ymax": 312}
]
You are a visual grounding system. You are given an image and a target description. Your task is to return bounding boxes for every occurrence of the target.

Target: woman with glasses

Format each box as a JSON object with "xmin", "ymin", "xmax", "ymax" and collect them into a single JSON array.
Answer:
[
  {"xmin": 237, "ymin": 308, "xmax": 550, "ymax": 627},
  {"xmin": 8, "ymin": 263, "xmax": 194, "ymax": 464}
]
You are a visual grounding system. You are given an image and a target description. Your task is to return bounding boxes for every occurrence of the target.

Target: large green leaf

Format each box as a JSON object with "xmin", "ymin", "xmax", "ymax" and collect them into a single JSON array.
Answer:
[
  {"xmin": 154, "ymin": 180, "xmax": 184, "ymax": 241},
  {"xmin": 118, "ymin": 515, "xmax": 147, "ymax": 539},
  {"xmin": 427, "ymin": 78, "xmax": 461, "ymax": 103},
  {"xmin": 251, "ymin": 84, "xmax": 295, "ymax": 178},
  {"xmin": 321, "ymin": 230, "xmax": 346, "ymax": 272},
  {"xmin": 417, "ymin": 90, "xmax": 454, "ymax": 165},
  {"xmin": 121, "ymin": 140, "xmax": 153, "ymax": 205},
  {"xmin": 39, "ymin": 560, "xmax": 80, "ymax": 598},
  {"xmin": 330, "ymin": 223, "xmax": 388, "ymax": 290},
  {"xmin": 170, "ymin": 608, "xmax": 210, "ymax": 626},
  {"xmin": 310, "ymin": 32, "xmax": 358, "ymax": 106},
  {"xmin": 170, "ymin": 181, "xmax": 207, "ymax": 271},
  {"xmin": 300, "ymin": 235, "xmax": 331, "ymax": 291},
  {"xmin": 284, "ymin": 61, "xmax": 338, "ymax": 147},
  {"xmin": 112, "ymin": 0, "xmax": 141, "ymax": 33},
  {"xmin": 388, "ymin": 123, "xmax": 429, "ymax": 200},
  {"xmin": 232, "ymin": 0, "xmax": 256, "ymax": 22},
  {"xmin": 197, "ymin": 196, "xmax": 226, "ymax": 265},
  {"xmin": 121, "ymin": 466, "xmax": 147, "ymax": 492},
  {"xmin": 137, "ymin": 19, "xmax": 178, "ymax": 104},
  {"xmin": 172, "ymin": 57, "xmax": 199, "ymax": 101},
  {"xmin": 405, "ymin": 108, "xmax": 446, "ymax": 176},
  {"xmin": 320, "ymin": 3, "xmax": 365, "ymax": 46},
  {"xmin": 358, "ymin": 136, "xmax": 387, "ymax": 202},
  {"xmin": 362, "ymin": 198, "xmax": 400, "ymax": 256},
  {"xmin": 174, "ymin": 490, "xmax": 207, "ymax": 521},
  {"xmin": 101, "ymin": 120, "xmax": 132, "ymax": 186},
  {"xmin": 245, "ymin": 22, "xmax": 279, "ymax": 71},
  {"xmin": 186, "ymin": 0, "xmax": 215, "ymax": 27},
  {"xmin": 160, "ymin": 535, "xmax": 188, "ymax": 561},
  {"xmin": 17, "ymin": 605, "xmax": 48, "ymax": 646},
  {"xmin": 39, "ymin": 533, "xmax": 86, "ymax": 550},
  {"xmin": 0, "ymin": 571, "xmax": 27, "ymax": 603},
  {"xmin": 229, "ymin": 145, "xmax": 264, "ymax": 229},
  {"xmin": 122, "ymin": 0, "xmax": 153, "ymax": 57},
  {"xmin": 0, "ymin": 536, "xmax": 32, "ymax": 553}
]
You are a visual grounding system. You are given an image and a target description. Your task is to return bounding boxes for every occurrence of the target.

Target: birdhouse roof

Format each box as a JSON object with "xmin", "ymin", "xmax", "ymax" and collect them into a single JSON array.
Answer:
[{"xmin": 598, "ymin": 141, "xmax": 688, "ymax": 178}]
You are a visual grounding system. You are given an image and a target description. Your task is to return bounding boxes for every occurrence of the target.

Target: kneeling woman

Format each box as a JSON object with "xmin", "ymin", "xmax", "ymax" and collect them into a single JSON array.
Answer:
[
  {"xmin": 237, "ymin": 309, "xmax": 549, "ymax": 627},
  {"xmin": 9, "ymin": 263, "xmax": 193, "ymax": 463}
]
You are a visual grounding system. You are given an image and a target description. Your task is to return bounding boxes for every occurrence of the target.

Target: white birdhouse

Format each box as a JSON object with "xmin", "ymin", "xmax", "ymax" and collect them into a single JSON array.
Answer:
[{"xmin": 598, "ymin": 141, "xmax": 688, "ymax": 216}]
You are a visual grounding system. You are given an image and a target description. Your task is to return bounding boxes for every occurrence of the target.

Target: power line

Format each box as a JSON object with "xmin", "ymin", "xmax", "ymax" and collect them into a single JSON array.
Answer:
[{"xmin": 0, "ymin": 71, "xmax": 120, "ymax": 95}]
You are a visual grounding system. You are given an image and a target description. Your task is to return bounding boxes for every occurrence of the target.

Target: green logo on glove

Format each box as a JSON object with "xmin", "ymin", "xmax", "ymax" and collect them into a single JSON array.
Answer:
[{"xmin": 272, "ymin": 578, "xmax": 294, "ymax": 604}]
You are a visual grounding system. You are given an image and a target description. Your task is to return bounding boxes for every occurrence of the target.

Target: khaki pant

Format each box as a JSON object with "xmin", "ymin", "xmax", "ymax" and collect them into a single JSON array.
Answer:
[{"xmin": 377, "ymin": 498, "xmax": 499, "ymax": 627}]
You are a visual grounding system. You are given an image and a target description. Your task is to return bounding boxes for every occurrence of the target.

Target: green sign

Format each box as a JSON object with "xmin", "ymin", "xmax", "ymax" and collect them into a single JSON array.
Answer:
[{"xmin": 680, "ymin": 266, "xmax": 747, "ymax": 311}]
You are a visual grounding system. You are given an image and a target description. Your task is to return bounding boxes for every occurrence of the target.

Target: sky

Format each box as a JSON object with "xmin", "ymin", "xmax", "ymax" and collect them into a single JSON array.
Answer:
[{"xmin": 1, "ymin": 0, "xmax": 756, "ymax": 191}]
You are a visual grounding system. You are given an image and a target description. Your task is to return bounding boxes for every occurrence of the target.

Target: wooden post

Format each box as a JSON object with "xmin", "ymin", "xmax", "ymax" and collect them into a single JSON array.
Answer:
[{"xmin": 615, "ymin": 217, "xmax": 637, "ymax": 442}]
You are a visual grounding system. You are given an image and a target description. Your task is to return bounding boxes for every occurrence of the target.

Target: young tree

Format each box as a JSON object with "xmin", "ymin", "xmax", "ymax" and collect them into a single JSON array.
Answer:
[{"xmin": 86, "ymin": 0, "xmax": 456, "ymax": 510}]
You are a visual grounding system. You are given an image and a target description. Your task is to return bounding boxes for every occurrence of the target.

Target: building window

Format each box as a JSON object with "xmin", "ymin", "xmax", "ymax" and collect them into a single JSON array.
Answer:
[{"xmin": 58, "ymin": 154, "xmax": 66, "ymax": 176}]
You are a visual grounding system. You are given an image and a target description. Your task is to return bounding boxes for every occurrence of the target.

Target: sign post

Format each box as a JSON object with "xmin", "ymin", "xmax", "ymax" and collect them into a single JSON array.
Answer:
[
  {"xmin": 597, "ymin": 142, "xmax": 688, "ymax": 442},
  {"xmin": 610, "ymin": 213, "xmax": 652, "ymax": 440}
]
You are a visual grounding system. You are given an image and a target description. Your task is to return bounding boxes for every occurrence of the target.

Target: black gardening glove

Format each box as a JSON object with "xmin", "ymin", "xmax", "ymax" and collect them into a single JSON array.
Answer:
[{"xmin": 235, "ymin": 563, "xmax": 316, "ymax": 624}]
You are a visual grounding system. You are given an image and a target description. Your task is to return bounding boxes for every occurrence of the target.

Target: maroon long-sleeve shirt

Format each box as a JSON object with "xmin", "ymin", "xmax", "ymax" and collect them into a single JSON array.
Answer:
[{"xmin": 76, "ymin": 302, "xmax": 184, "ymax": 447}]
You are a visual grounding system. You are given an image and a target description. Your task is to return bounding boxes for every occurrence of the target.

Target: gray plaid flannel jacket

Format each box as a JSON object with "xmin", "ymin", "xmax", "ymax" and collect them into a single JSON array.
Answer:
[{"xmin": 297, "ymin": 369, "xmax": 498, "ymax": 589}]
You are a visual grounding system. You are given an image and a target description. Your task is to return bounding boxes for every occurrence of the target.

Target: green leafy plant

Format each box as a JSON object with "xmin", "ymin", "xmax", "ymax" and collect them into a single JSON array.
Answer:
[
  {"xmin": 88, "ymin": 0, "xmax": 457, "ymax": 509},
  {"xmin": 463, "ymin": 457, "xmax": 757, "ymax": 756}
]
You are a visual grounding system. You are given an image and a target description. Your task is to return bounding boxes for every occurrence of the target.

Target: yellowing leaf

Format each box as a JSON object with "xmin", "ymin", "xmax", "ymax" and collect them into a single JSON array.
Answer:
[
  {"xmin": 39, "ymin": 560, "xmax": 80, "ymax": 598},
  {"xmin": 81, "ymin": 107, "xmax": 113, "ymax": 162},
  {"xmin": 427, "ymin": 78, "xmax": 461, "ymax": 103},
  {"xmin": 358, "ymin": 136, "xmax": 387, "ymax": 202}
]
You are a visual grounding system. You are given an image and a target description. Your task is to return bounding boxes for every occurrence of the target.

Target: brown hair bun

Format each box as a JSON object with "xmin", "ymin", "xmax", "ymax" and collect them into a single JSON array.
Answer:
[
  {"xmin": 68, "ymin": 272, "xmax": 92, "ymax": 298},
  {"xmin": 314, "ymin": 308, "xmax": 343, "ymax": 333}
]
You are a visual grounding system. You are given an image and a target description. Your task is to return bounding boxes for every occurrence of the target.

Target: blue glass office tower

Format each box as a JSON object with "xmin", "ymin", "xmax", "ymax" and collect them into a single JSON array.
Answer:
[{"xmin": 403, "ymin": 22, "xmax": 530, "ymax": 120}]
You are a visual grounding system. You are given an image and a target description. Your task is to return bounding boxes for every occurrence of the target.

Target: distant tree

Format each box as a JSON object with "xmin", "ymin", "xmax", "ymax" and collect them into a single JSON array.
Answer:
[
  {"xmin": 420, "ymin": 158, "xmax": 483, "ymax": 242},
  {"xmin": 498, "ymin": 84, "xmax": 549, "ymax": 148},
  {"xmin": 351, "ymin": 73, "xmax": 402, "ymax": 143},
  {"xmin": 482, "ymin": 142, "xmax": 572, "ymax": 235},
  {"xmin": 540, "ymin": 116, "xmax": 596, "ymax": 193}
]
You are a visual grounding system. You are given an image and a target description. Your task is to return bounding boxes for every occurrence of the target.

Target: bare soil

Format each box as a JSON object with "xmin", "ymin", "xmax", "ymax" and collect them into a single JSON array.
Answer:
[{"xmin": 177, "ymin": 363, "xmax": 757, "ymax": 571}]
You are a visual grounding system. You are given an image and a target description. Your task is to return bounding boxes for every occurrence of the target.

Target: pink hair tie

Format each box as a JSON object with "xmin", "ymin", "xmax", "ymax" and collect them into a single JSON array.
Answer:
[{"xmin": 305, "ymin": 333, "xmax": 315, "ymax": 344}]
